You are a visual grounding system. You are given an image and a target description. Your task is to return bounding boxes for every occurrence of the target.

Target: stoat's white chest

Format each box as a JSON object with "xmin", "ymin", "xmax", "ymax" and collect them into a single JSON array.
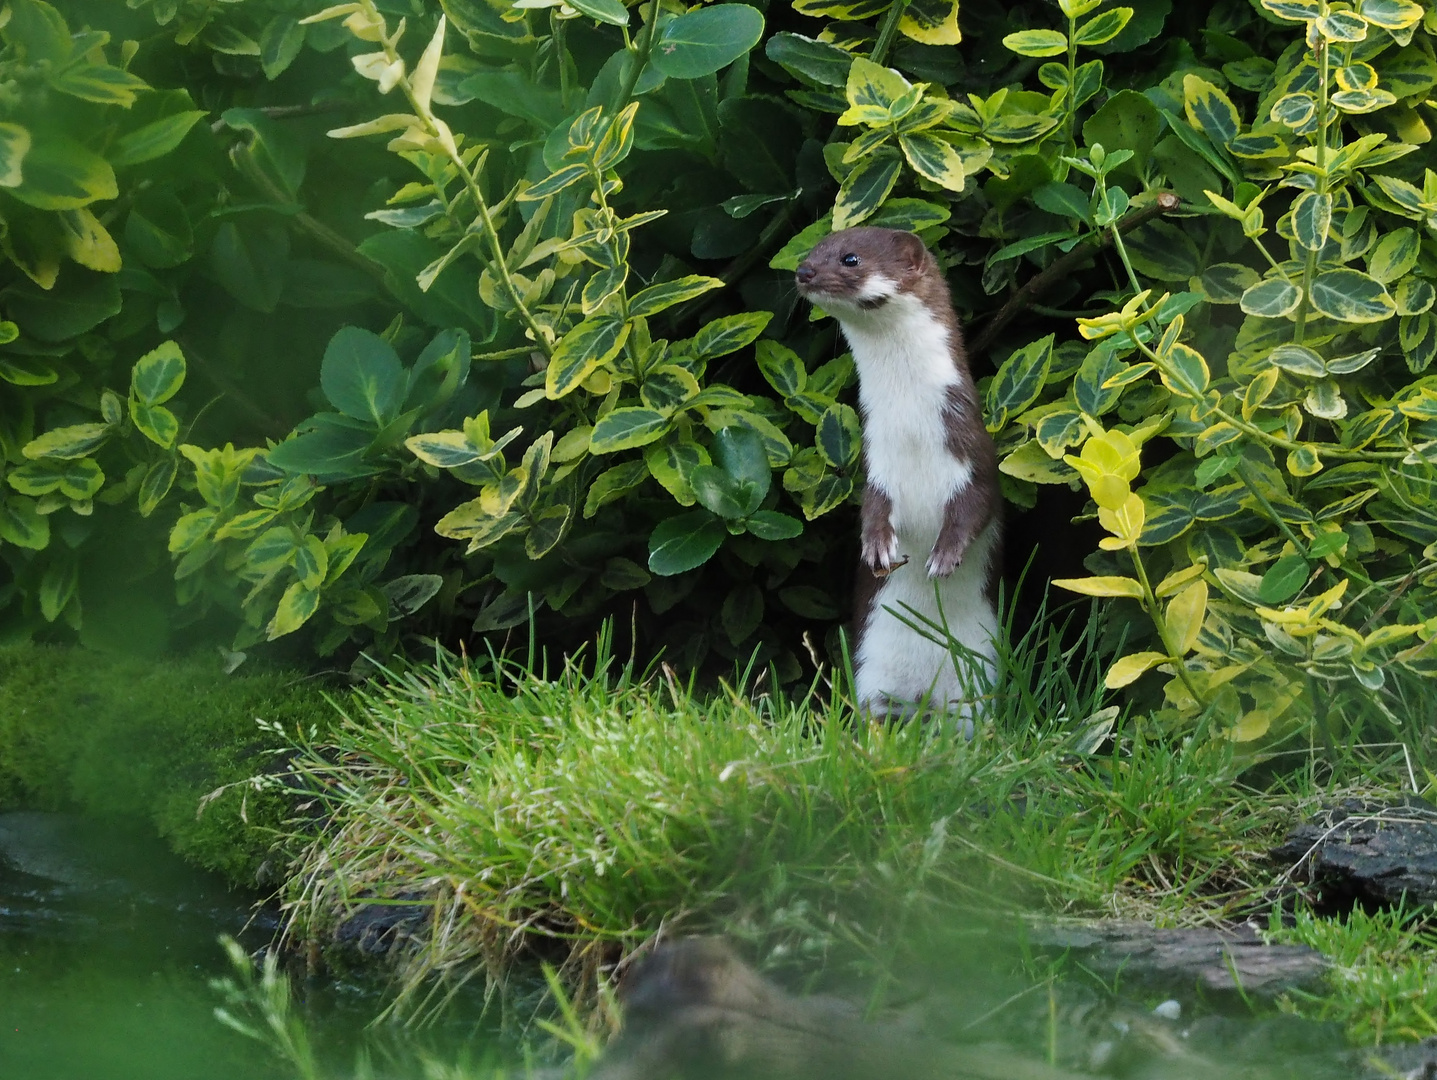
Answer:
[{"xmin": 836, "ymin": 293, "xmax": 973, "ymax": 541}]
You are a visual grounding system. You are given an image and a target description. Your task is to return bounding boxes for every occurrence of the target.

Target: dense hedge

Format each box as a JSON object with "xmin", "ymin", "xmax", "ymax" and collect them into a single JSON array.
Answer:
[
  {"xmin": 0, "ymin": 644, "xmax": 336, "ymax": 882},
  {"xmin": 3, "ymin": 0, "xmax": 1437, "ymax": 743}
]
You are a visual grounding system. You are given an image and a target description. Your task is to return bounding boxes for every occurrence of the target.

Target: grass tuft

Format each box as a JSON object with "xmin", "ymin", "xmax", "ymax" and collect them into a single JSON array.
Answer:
[{"xmin": 275, "ymin": 600, "xmax": 1322, "ymax": 1013}]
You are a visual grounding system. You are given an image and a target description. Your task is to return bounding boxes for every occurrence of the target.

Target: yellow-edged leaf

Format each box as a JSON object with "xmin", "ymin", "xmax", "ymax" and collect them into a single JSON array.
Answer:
[
  {"xmin": 1051, "ymin": 575, "xmax": 1144, "ymax": 598},
  {"xmin": 1165, "ymin": 580, "xmax": 1208, "ymax": 654},
  {"xmin": 1105, "ymin": 651, "xmax": 1170, "ymax": 689}
]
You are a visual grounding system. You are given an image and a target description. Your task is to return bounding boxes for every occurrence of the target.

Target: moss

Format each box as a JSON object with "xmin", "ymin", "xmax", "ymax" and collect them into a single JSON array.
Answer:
[{"xmin": 0, "ymin": 644, "xmax": 340, "ymax": 885}]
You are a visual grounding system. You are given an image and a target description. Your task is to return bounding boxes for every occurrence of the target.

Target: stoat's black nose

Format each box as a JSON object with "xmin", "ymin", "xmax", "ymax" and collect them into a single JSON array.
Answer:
[{"xmin": 795, "ymin": 263, "xmax": 816, "ymax": 284}]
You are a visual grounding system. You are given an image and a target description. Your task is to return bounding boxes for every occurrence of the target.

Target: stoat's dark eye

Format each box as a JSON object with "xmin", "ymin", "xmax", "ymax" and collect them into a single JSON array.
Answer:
[{"xmin": 841, "ymin": 253, "xmax": 860, "ymax": 267}]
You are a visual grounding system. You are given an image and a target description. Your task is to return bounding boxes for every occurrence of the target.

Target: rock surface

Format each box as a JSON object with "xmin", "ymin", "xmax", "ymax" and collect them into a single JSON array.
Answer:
[
  {"xmin": 1026, "ymin": 921, "xmax": 1329, "ymax": 997},
  {"xmin": 1271, "ymin": 797, "xmax": 1437, "ymax": 909}
]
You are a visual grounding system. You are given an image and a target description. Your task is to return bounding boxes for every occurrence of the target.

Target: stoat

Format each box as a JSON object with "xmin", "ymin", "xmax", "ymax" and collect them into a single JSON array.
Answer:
[{"xmin": 795, "ymin": 227, "xmax": 1001, "ymax": 723}]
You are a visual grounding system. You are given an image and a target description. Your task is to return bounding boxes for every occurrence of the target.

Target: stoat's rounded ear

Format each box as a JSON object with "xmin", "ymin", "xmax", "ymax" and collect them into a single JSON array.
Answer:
[{"xmin": 892, "ymin": 231, "xmax": 928, "ymax": 275}]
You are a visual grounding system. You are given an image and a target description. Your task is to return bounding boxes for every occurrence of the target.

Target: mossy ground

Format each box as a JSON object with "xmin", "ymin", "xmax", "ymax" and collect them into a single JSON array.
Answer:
[{"xmin": 0, "ymin": 643, "xmax": 339, "ymax": 884}]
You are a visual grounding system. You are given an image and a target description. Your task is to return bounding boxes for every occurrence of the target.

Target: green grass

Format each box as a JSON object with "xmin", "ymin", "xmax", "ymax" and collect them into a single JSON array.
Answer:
[
  {"xmin": 275, "ymin": 611, "xmax": 1323, "ymax": 1011},
  {"xmin": 1271, "ymin": 905, "xmax": 1437, "ymax": 1045},
  {"xmin": 0, "ymin": 643, "xmax": 339, "ymax": 883},
  {"xmin": 269, "ymin": 601, "xmax": 1437, "ymax": 1044}
]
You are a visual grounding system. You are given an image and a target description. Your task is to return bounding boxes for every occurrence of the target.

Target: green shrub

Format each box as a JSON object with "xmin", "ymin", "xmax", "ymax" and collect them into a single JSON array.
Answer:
[
  {"xmin": 0, "ymin": 642, "xmax": 338, "ymax": 882},
  {"xmin": 4, "ymin": 0, "xmax": 1437, "ymax": 743}
]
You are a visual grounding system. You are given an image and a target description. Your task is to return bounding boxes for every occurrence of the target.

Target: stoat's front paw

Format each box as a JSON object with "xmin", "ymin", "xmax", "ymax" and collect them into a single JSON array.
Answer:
[
  {"xmin": 862, "ymin": 525, "xmax": 901, "ymax": 573},
  {"xmin": 926, "ymin": 545, "xmax": 963, "ymax": 579}
]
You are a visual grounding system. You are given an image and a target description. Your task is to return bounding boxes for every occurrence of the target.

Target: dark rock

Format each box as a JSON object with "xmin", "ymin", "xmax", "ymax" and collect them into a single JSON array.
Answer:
[
  {"xmin": 1027, "ymin": 921, "xmax": 1329, "ymax": 997},
  {"xmin": 1366, "ymin": 1035, "xmax": 1437, "ymax": 1079},
  {"xmin": 1271, "ymin": 797, "xmax": 1437, "ymax": 909},
  {"xmin": 332, "ymin": 892, "xmax": 433, "ymax": 954}
]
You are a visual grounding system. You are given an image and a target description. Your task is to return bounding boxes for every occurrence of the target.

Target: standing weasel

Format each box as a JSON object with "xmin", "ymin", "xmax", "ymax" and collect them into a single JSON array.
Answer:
[{"xmin": 795, "ymin": 227, "xmax": 1001, "ymax": 721}]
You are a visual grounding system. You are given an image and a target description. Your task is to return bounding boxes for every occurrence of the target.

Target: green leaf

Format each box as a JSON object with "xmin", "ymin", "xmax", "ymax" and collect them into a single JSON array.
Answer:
[
  {"xmin": 764, "ymin": 32, "xmax": 853, "ymax": 87},
  {"xmin": 4, "ymin": 1, "xmax": 72, "ymax": 64},
  {"xmin": 245, "ymin": 527, "xmax": 300, "ymax": 573},
  {"xmin": 1034, "ymin": 182, "xmax": 1092, "ymax": 223},
  {"xmin": 260, "ymin": 15, "xmax": 306, "ymax": 80},
  {"xmin": 8, "ymin": 137, "xmax": 117, "ymax": 210},
  {"xmin": 547, "ymin": 317, "xmax": 628, "ymax": 398},
  {"xmin": 320, "ymin": 326, "xmax": 405, "ymax": 426},
  {"xmin": 986, "ymin": 334, "xmax": 1054, "ymax": 429},
  {"xmin": 1182, "ymin": 74, "xmax": 1241, "ymax": 147},
  {"xmin": 1268, "ymin": 343, "xmax": 1326, "ymax": 377},
  {"xmin": 0, "ymin": 123, "xmax": 30, "ymax": 187},
  {"xmin": 569, "ymin": 0, "xmax": 629, "ymax": 25},
  {"xmin": 721, "ymin": 583, "xmax": 763, "ymax": 643},
  {"xmin": 293, "ymin": 534, "xmax": 329, "ymax": 590},
  {"xmin": 1308, "ymin": 269, "xmax": 1395, "ymax": 323},
  {"xmin": 49, "ymin": 63, "xmax": 148, "ymax": 106},
  {"xmin": 651, "ymin": 4, "xmax": 764, "ymax": 80},
  {"xmin": 644, "ymin": 437, "xmax": 711, "ymax": 506},
  {"xmin": 1200, "ymin": 263, "xmax": 1260, "ymax": 304},
  {"xmin": 1357, "ymin": 0, "xmax": 1424, "ymax": 29},
  {"xmin": 1163, "ymin": 342, "xmax": 1211, "ymax": 397},
  {"xmin": 267, "ymin": 581, "xmax": 321, "ymax": 639},
  {"xmin": 1258, "ymin": 554, "xmax": 1309, "ymax": 603},
  {"xmin": 1395, "ymin": 277, "xmax": 1435, "ymax": 317},
  {"xmin": 168, "ymin": 508, "xmax": 216, "ymax": 554},
  {"xmin": 1240, "ymin": 278, "xmax": 1302, "ymax": 317},
  {"xmin": 1262, "ymin": 0, "xmax": 1319, "ymax": 19},
  {"xmin": 816, "ymin": 403, "xmax": 862, "ymax": 468},
  {"xmin": 37, "ymin": 558, "xmax": 76, "ymax": 621},
  {"xmin": 131, "ymin": 402, "xmax": 179, "ymax": 449},
  {"xmin": 1082, "ymin": 90, "xmax": 1160, "ymax": 174},
  {"xmin": 1001, "ymin": 29, "xmax": 1069, "ymax": 57},
  {"xmin": 832, "ymin": 153, "xmax": 902, "ymax": 230},
  {"xmin": 779, "ymin": 585, "xmax": 841, "ymax": 619},
  {"xmin": 899, "ymin": 0, "xmax": 961, "ymax": 44},
  {"xmin": 526, "ymin": 504, "xmax": 571, "ymax": 559},
  {"xmin": 0, "ymin": 355, "xmax": 55, "ymax": 385},
  {"xmin": 0, "ymin": 497, "xmax": 49, "ymax": 550},
  {"xmin": 640, "ymin": 366, "xmax": 700, "ymax": 414},
  {"xmin": 691, "ymin": 311, "xmax": 771, "ymax": 361},
  {"xmin": 628, "ymin": 275, "xmax": 724, "ymax": 318},
  {"xmin": 1304, "ymin": 380, "xmax": 1346, "ymax": 421},
  {"xmin": 110, "ymin": 111, "xmax": 206, "ymax": 168},
  {"xmin": 589, "ymin": 407, "xmax": 672, "ymax": 453},
  {"xmin": 6, "ymin": 459, "xmax": 102, "ymax": 500},
  {"xmin": 584, "ymin": 460, "xmax": 650, "ymax": 517},
  {"xmin": 691, "ymin": 465, "xmax": 757, "ymax": 518},
  {"xmin": 211, "ymin": 222, "xmax": 289, "ymax": 313},
  {"xmin": 23, "ymin": 423, "xmax": 111, "ymax": 461},
  {"xmin": 1400, "ymin": 313, "xmax": 1437, "ymax": 373},
  {"xmin": 1072, "ymin": 7, "xmax": 1133, "ymax": 45},
  {"xmin": 843, "ymin": 56, "xmax": 912, "ymax": 116},
  {"xmin": 1330, "ymin": 88, "xmax": 1396, "ymax": 113},
  {"xmin": 898, "ymin": 132, "xmax": 965, "ymax": 192},
  {"xmin": 713, "ymin": 424, "xmax": 771, "ymax": 499},
  {"xmin": 745, "ymin": 510, "xmax": 804, "ymax": 540},
  {"xmin": 1367, "ymin": 227, "xmax": 1419, "ymax": 284},
  {"xmin": 648, "ymin": 510, "xmax": 725, "ymax": 575},
  {"xmin": 1291, "ymin": 191, "xmax": 1332, "ymax": 252},
  {"xmin": 755, "ymin": 340, "xmax": 807, "ymax": 397},
  {"xmin": 130, "ymin": 341, "xmax": 186, "ymax": 406},
  {"xmin": 519, "ymin": 164, "xmax": 588, "ymax": 200},
  {"xmin": 1270, "ymin": 92, "xmax": 1316, "ymax": 129}
]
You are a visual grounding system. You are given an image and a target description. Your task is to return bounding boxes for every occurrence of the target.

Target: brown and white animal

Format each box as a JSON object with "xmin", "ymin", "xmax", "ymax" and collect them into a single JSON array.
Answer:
[{"xmin": 795, "ymin": 227, "xmax": 1001, "ymax": 724}]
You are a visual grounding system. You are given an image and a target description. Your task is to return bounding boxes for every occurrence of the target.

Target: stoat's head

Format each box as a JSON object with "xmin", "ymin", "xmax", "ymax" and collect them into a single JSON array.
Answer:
[{"xmin": 794, "ymin": 227, "xmax": 935, "ymax": 318}]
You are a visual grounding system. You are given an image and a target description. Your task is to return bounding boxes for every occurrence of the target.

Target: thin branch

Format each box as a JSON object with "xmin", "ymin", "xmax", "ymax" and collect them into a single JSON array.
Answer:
[{"xmin": 969, "ymin": 191, "xmax": 1181, "ymax": 357}]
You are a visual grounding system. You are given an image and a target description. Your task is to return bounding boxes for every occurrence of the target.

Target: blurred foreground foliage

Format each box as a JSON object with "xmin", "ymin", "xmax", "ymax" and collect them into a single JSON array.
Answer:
[
  {"xmin": 0, "ymin": 642, "xmax": 335, "ymax": 881},
  {"xmin": 2, "ymin": 0, "xmax": 1437, "ymax": 746}
]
